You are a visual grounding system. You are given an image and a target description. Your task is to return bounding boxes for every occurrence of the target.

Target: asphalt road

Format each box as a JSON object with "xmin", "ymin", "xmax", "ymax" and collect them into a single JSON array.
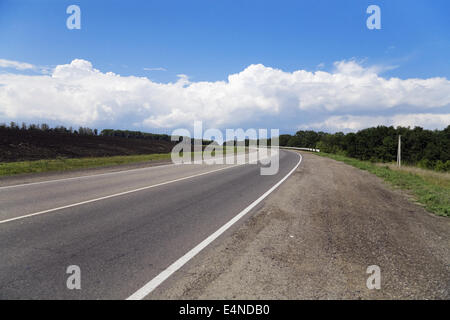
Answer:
[{"xmin": 0, "ymin": 150, "xmax": 300, "ymax": 299}]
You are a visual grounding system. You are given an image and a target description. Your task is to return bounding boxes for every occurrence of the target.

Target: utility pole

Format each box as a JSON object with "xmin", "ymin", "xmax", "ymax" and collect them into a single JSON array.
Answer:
[{"xmin": 397, "ymin": 135, "xmax": 401, "ymax": 167}]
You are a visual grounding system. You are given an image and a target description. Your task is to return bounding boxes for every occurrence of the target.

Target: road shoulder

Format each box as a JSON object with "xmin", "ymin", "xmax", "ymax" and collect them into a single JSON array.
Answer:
[{"xmin": 149, "ymin": 152, "xmax": 450, "ymax": 299}]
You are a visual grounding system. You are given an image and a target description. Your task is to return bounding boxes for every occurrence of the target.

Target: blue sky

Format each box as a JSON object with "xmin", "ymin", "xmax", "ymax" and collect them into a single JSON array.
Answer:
[{"xmin": 0, "ymin": 0, "xmax": 449, "ymax": 133}]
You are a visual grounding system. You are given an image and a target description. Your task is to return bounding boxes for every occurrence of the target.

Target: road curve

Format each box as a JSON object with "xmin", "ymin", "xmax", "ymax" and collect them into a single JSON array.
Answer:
[{"xmin": 0, "ymin": 150, "xmax": 300, "ymax": 299}]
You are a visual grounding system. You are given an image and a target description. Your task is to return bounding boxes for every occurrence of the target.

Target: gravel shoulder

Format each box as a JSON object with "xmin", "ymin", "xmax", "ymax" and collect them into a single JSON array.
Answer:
[{"xmin": 149, "ymin": 151, "xmax": 450, "ymax": 299}]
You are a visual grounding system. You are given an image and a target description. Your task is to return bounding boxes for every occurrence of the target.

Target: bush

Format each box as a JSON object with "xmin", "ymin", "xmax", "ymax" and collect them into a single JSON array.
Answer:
[
  {"xmin": 435, "ymin": 160, "xmax": 450, "ymax": 172},
  {"xmin": 445, "ymin": 161, "xmax": 450, "ymax": 172},
  {"xmin": 435, "ymin": 160, "xmax": 445, "ymax": 172},
  {"xmin": 417, "ymin": 158, "xmax": 431, "ymax": 169}
]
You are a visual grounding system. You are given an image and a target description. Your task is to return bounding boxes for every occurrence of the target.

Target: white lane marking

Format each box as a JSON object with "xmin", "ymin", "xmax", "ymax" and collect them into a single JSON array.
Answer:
[
  {"xmin": 0, "ymin": 164, "xmax": 242, "ymax": 225},
  {"xmin": 126, "ymin": 151, "xmax": 302, "ymax": 300}
]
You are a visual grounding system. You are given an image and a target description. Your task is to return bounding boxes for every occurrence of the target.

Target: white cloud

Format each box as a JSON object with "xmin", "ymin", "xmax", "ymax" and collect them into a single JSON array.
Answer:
[
  {"xmin": 0, "ymin": 59, "xmax": 34, "ymax": 70},
  {"xmin": 301, "ymin": 114, "xmax": 450, "ymax": 132},
  {"xmin": 316, "ymin": 62, "xmax": 325, "ymax": 69},
  {"xmin": 143, "ymin": 67, "xmax": 167, "ymax": 71},
  {"xmin": 0, "ymin": 58, "xmax": 449, "ymax": 131}
]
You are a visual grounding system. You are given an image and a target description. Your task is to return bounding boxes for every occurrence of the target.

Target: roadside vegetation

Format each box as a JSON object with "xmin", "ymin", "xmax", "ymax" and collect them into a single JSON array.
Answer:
[
  {"xmin": 0, "ymin": 153, "xmax": 172, "ymax": 176},
  {"xmin": 0, "ymin": 145, "xmax": 246, "ymax": 177},
  {"xmin": 317, "ymin": 152, "xmax": 450, "ymax": 217},
  {"xmin": 280, "ymin": 125, "xmax": 450, "ymax": 172}
]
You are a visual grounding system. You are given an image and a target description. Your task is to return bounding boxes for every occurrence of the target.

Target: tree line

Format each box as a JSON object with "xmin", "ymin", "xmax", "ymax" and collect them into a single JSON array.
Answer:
[
  {"xmin": 0, "ymin": 122, "xmax": 99, "ymax": 136},
  {"xmin": 279, "ymin": 125, "xmax": 450, "ymax": 171},
  {"xmin": 0, "ymin": 122, "xmax": 172, "ymax": 141},
  {"xmin": 0, "ymin": 122, "xmax": 212, "ymax": 145},
  {"xmin": 100, "ymin": 129, "xmax": 171, "ymax": 141}
]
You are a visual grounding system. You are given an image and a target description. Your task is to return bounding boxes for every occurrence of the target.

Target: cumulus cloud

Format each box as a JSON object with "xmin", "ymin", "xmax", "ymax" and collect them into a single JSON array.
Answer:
[
  {"xmin": 0, "ymin": 58, "xmax": 449, "ymax": 131},
  {"xmin": 0, "ymin": 59, "xmax": 34, "ymax": 70},
  {"xmin": 301, "ymin": 114, "xmax": 450, "ymax": 132}
]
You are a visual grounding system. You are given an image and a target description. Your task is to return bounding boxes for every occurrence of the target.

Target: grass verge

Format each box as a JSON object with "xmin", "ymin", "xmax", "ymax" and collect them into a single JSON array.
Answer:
[
  {"xmin": 316, "ymin": 152, "xmax": 450, "ymax": 217},
  {"xmin": 0, "ymin": 153, "xmax": 172, "ymax": 177},
  {"xmin": 0, "ymin": 146, "xmax": 248, "ymax": 177}
]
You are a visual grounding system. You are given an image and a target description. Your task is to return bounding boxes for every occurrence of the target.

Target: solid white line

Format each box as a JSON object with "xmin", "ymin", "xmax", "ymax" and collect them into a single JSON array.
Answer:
[
  {"xmin": 0, "ymin": 164, "xmax": 242, "ymax": 225},
  {"xmin": 126, "ymin": 151, "xmax": 302, "ymax": 300}
]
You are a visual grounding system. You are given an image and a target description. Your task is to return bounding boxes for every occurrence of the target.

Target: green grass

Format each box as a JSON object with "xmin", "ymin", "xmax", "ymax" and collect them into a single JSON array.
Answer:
[
  {"xmin": 0, "ymin": 146, "xmax": 248, "ymax": 177},
  {"xmin": 316, "ymin": 152, "xmax": 450, "ymax": 217},
  {"xmin": 0, "ymin": 153, "xmax": 172, "ymax": 177}
]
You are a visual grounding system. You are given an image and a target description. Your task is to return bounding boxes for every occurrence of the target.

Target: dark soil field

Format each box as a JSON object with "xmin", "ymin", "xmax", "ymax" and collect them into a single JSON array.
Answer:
[{"xmin": 0, "ymin": 129, "xmax": 176, "ymax": 162}]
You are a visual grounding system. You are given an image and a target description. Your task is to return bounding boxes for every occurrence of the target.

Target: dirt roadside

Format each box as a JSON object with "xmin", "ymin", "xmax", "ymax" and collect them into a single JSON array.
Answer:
[{"xmin": 149, "ymin": 151, "xmax": 450, "ymax": 299}]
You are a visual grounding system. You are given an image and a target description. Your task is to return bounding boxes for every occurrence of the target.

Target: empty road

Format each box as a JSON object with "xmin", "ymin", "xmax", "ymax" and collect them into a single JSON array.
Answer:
[{"xmin": 0, "ymin": 149, "xmax": 300, "ymax": 299}]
